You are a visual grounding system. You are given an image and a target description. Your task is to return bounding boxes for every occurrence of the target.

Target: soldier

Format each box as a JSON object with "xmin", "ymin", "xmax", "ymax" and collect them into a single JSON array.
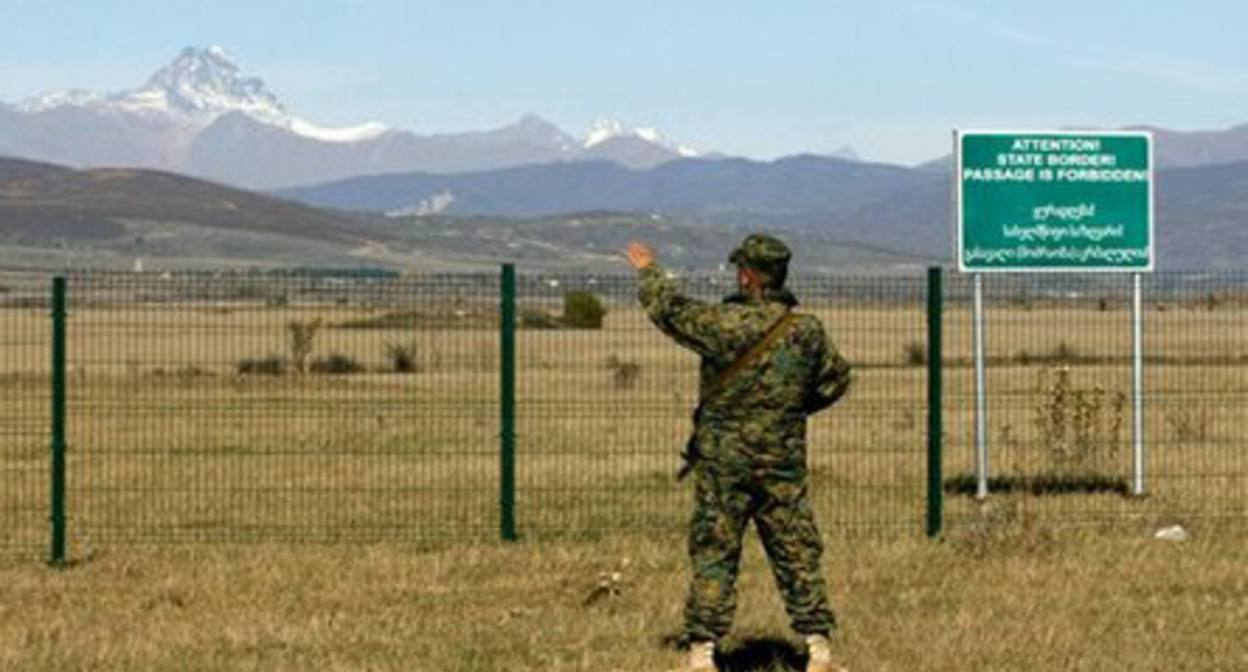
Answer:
[{"xmin": 627, "ymin": 235, "xmax": 853, "ymax": 672}]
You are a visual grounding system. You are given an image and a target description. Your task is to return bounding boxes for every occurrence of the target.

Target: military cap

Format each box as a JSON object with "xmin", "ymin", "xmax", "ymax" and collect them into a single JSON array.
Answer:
[{"xmin": 729, "ymin": 233, "xmax": 792, "ymax": 274}]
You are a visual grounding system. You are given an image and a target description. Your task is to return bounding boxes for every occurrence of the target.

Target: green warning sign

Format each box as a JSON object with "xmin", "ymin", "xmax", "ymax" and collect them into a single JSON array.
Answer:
[{"xmin": 956, "ymin": 130, "xmax": 1154, "ymax": 272}]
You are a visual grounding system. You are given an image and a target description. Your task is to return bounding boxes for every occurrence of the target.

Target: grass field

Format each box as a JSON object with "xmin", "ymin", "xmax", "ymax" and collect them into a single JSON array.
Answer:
[{"xmin": 1, "ymin": 527, "xmax": 1245, "ymax": 671}]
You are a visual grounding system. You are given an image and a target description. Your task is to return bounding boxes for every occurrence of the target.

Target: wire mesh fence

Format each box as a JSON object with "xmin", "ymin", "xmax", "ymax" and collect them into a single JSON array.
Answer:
[
  {"xmin": 59, "ymin": 272, "xmax": 500, "ymax": 553},
  {"xmin": 2, "ymin": 268, "xmax": 1247, "ymax": 560},
  {"xmin": 942, "ymin": 272, "xmax": 1248, "ymax": 531},
  {"xmin": 0, "ymin": 271, "xmax": 50, "ymax": 557}
]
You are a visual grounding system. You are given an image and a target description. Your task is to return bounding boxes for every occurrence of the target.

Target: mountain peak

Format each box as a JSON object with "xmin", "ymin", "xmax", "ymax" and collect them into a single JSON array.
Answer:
[
  {"xmin": 584, "ymin": 118, "xmax": 700, "ymax": 157},
  {"xmin": 515, "ymin": 113, "xmax": 556, "ymax": 127},
  {"xmin": 825, "ymin": 145, "xmax": 861, "ymax": 162},
  {"xmin": 584, "ymin": 118, "xmax": 626, "ymax": 147},
  {"xmin": 133, "ymin": 45, "xmax": 286, "ymax": 123},
  {"xmin": 509, "ymin": 113, "xmax": 567, "ymax": 137},
  {"xmin": 491, "ymin": 114, "xmax": 578, "ymax": 154}
]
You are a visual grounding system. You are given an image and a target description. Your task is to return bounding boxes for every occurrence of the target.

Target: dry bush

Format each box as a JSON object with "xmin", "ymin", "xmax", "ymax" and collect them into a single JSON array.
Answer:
[
  {"xmin": 1033, "ymin": 366, "xmax": 1125, "ymax": 474},
  {"xmin": 383, "ymin": 341, "xmax": 419, "ymax": 374},
  {"xmin": 902, "ymin": 341, "xmax": 926, "ymax": 366},
  {"xmin": 1166, "ymin": 406, "xmax": 1212, "ymax": 442},
  {"xmin": 310, "ymin": 353, "xmax": 366, "ymax": 375},
  {"xmin": 606, "ymin": 356, "xmax": 641, "ymax": 389},
  {"xmin": 286, "ymin": 318, "xmax": 323, "ymax": 374},
  {"xmin": 520, "ymin": 307, "xmax": 562, "ymax": 330},
  {"xmin": 235, "ymin": 355, "xmax": 287, "ymax": 376}
]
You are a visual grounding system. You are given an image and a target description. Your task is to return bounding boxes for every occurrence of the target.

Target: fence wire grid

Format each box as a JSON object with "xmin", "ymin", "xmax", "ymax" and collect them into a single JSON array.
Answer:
[{"xmin": 2, "ymin": 269, "xmax": 1246, "ymax": 559}]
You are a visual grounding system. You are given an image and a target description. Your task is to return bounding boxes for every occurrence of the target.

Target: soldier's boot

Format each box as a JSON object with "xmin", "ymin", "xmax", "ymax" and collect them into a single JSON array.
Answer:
[
  {"xmin": 805, "ymin": 634, "xmax": 849, "ymax": 672},
  {"xmin": 669, "ymin": 640, "xmax": 717, "ymax": 672}
]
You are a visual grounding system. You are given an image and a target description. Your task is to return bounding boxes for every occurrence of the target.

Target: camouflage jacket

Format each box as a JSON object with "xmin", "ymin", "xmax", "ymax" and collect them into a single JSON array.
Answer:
[{"xmin": 638, "ymin": 266, "xmax": 852, "ymax": 472}]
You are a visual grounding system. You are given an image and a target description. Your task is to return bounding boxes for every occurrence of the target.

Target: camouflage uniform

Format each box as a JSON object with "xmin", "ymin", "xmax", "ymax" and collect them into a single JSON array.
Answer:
[{"xmin": 637, "ymin": 234, "xmax": 853, "ymax": 643}]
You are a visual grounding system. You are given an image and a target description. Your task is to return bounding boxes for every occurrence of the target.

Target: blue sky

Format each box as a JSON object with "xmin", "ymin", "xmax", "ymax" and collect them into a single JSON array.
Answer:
[{"xmin": 2, "ymin": 0, "xmax": 1246, "ymax": 165}]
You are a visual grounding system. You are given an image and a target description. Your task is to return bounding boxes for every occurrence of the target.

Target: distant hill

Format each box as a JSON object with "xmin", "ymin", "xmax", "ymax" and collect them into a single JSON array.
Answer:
[
  {"xmin": 1136, "ymin": 124, "xmax": 1248, "ymax": 169},
  {"xmin": 1155, "ymin": 160, "xmax": 1248, "ymax": 269},
  {"xmin": 275, "ymin": 155, "xmax": 944, "ymax": 253},
  {"xmin": 277, "ymin": 155, "xmax": 955, "ymax": 257},
  {"xmin": 277, "ymin": 153, "xmax": 1248, "ymax": 270},
  {"xmin": 0, "ymin": 156, "xmax": 376, "ymax": 244},
  {"xmin": 0, "ymin": 156, "xmax": 411, "ymax": 269},
  {"xmin": 0, "ymin": 156, "xmax": 929, "ymax": 272}
]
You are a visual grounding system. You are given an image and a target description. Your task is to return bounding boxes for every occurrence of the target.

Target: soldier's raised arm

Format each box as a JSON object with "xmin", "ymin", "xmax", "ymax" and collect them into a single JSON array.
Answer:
[
  {"xmin": 628, "ymin": 242, "xmax": 730, "ymax": 359},
  {"xmin": 806, "ymin": 325, "xmax": 853, "ymax": 414}
]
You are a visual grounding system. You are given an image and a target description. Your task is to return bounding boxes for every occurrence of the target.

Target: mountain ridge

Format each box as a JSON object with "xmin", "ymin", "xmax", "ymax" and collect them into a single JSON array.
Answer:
[{"xmin": 0, "ymin": 47, "xmax": 701, "ymax": 189}]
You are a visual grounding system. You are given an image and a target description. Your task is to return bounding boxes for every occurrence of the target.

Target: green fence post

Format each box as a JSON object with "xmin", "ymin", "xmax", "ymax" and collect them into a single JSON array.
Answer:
[
  {"xmin": 500, "ymin": 264, "xmax": 517, "ymax": 541},
  {"xmin": 50, "ymin": 275, "xmax": 68, "ymax": 566},
  {"xmin": 926, "ymin": 266, "xmax": 944, "ymax": 539}
]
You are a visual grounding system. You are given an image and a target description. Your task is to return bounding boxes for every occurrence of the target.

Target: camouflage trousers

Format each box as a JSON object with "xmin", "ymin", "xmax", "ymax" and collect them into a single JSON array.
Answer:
[{"xmin": 683, "ymin": 462, "xmax": 836, "ymax": 641}]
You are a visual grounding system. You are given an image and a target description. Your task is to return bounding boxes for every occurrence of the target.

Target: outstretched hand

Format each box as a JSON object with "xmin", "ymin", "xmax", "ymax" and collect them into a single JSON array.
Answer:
[{"xmin": 627, "ymin": 242, "xmax": 655, "ymax": 270}]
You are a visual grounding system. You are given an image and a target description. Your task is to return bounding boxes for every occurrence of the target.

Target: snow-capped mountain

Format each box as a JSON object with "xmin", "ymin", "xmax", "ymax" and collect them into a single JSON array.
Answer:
[
  {"xmin": 127, "ymin": 45, "xmax": 289, "ymax": 124},
  {"xmin": 17, "ymin": 46, "xmax": 389, "ymax": 143},
  {"xmin": 584, "ymin": 118, "xmax": 700, "ymax": 157},
  {"xmin": 16, "ymin": 89, "xmax": 106, "ymax": 113},
  {"xmin": 0, "ymin": 46, "xmax": 705, "ymax": 189}
]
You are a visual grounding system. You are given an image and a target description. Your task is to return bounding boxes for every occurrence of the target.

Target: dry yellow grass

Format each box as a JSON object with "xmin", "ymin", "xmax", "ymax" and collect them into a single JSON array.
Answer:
[
  {"xmin": 1, "ymin": 528, "xmax": 1245, "ymax": 671},
  {"xmin": 1, "ymin": 284, "xmax": 1246, "ymax": 671}
]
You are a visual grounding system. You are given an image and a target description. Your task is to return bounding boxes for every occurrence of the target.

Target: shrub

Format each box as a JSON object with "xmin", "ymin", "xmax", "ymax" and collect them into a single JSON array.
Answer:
[
  {"xmin": 520, "ymin": 307, "xmax": 562, "ymax": 330},
  {"xmin": 1201, "ymin": 292, "xmax": 1220, "ymax": 312},
  {"xmin": 902, "ymin": 341, "xmax": 927, "ymax": 366},
  {"xmin": 562, "ymin": 291, "xmax": 607, "ymax": 329},
  {"xmin": 384, "ymin": 341, "xmax": 420, "ymax": 374},
  {"xmin": 1166, "ymin": 406, "xmax": 1211, "ymax": 442},
  {"xmin": 286, "ymin": 318, "xmax": 323, "ymax": 373},
  {"xmin": 606, "ymin": 356, "xmax": 641, "ymax": 389},
  {"xmin": 236, "ymin": 355, "xmax": 287, "ymax": 376},
  {"xmin": 310, "ymin": 353, "xmax": 366, "ymax": 375},
  {"xmin": 1050, "ymin": 341, "xmax": 1079, "ymax": 363},
  {"xmin": 152, "ymin": 366, "xmax": 213, "ymax": 378},
  {"xmin": 1033, "ymin": 367, "xmax": 1125, "ymax": 472}
]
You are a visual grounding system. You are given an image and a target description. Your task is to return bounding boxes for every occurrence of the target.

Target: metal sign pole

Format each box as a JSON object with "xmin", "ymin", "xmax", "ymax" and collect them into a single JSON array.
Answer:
[
  {"xmin": 1131, "ymin": 272, "xmax": 1146, "ymax": 496},
  {"xmin": 973, "ymin": 272, "xmax": 989, "ymax": 499}
]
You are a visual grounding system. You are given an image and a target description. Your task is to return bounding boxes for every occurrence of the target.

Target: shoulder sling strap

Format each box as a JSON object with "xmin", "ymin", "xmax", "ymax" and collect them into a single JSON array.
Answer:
[{"xmin": 678, "ymin": 311, "xmax": 800, "ymax": 479}]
